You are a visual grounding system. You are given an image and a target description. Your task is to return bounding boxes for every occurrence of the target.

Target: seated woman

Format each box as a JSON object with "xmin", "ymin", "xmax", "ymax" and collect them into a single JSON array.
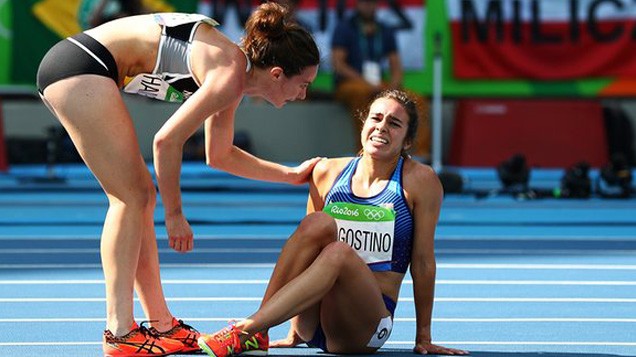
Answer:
[{"xmin": 197, "ymin": 89, "xmax": 468, "ymax": 356}]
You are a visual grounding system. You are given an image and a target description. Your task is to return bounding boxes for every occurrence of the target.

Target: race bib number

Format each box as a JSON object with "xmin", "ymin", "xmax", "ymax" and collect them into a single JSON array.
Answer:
[
  {"xmin": 123, "ymin": 74, "xmax": 185, "ymax": 102},
  {"xmin": 324, "ymin": 202, "xmax": 395, "ymax": 266},
  {"xmin": 367, "ymin": 315, "xmax": 393, "ymax": 348}
]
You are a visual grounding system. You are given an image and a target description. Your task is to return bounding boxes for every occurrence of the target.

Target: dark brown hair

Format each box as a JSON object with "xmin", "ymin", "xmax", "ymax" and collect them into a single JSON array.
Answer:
[{"xmin": 242, "ymin": 2, "xmax": 320, "ymax": 76}]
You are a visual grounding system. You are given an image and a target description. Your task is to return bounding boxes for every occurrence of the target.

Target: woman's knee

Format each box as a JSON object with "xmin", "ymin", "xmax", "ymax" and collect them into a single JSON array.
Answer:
[
  {"xmin": 319, "ymin": 241, "xmax": 356, "ymax": 268},
  {"xmin": 106, "ymin": 178, "xmax": 157, "ymax": 211},
  {"xmin": 294, "ymin": 212, "xmax": 337, "ymax": 245}
]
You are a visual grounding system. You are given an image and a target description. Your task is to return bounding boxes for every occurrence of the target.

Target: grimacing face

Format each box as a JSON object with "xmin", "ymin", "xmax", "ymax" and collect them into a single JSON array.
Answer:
[{"xmin": 361, "ymin": 97, "xmax": 410, "ymax": 158}]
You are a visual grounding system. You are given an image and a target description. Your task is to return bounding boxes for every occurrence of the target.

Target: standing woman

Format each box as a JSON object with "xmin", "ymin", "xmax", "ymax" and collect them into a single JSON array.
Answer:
[
  {"xmin": 36, "ymin": 3, "xmax": 320, "ymax": 356},
  {"xmin": 197, "ymin": 90, "xmax": 467, "ymax": 356}
]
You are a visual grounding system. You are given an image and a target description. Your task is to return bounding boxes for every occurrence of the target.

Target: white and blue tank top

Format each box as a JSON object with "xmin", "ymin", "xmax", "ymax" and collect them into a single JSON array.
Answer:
[{"xmin": 323, "ymin": 156, "xmax": 414, "ymax": 273}]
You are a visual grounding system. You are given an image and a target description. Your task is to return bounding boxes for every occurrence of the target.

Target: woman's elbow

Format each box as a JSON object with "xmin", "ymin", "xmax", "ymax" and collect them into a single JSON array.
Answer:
[
  {"xmin": 205, "ymin": 147, "xmax": 230, "ymax": 169},
  {"xmin": 206, "ymin": 154, "xmax": 220, "ymax": 169},
  {"xmin": 410, "ymin": 258, "xmax": 436, "ymax": 276},
  {"xmin": 153, "ymin": 134, "xmax": 171, "ymax": 153}
]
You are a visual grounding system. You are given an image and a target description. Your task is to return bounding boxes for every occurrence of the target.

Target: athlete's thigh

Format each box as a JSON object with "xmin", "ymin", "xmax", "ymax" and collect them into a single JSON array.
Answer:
[
  {"xmin": 42, "ymin": 75, "xmax": 152, "ymax": 196},
  {"xmin": 320, "ymin": 256, "xmax": 389, "ymax": 352}
]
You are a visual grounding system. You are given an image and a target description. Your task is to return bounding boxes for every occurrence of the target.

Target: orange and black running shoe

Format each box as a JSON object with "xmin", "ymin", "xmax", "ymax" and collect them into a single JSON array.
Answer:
[
  {"xmin": 153, "ymin": 318, "xmax": 201, "ymax": 353},
  {"xmin": 103, "ymin": 321, "xmax": 184, "ymax": 356}
]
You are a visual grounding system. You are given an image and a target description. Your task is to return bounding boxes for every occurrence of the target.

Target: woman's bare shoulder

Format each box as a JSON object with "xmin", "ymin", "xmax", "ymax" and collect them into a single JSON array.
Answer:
[
  {"xmin": 402, "ymin": 158, "xmax": 443, "ymax": 199},
  {"xmin": 311, "ymin": 157, "xmax": 353, "ymax": 188},
  {"xmin": 315, "ymin": 157, "xmax": 353, "ymax": 176}
]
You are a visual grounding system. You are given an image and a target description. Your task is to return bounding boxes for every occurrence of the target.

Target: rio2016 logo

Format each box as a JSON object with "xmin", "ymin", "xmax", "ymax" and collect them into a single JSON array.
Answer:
[{"xmin": 330, "ymin": 205, "xmax": 359, "ymax": 217}]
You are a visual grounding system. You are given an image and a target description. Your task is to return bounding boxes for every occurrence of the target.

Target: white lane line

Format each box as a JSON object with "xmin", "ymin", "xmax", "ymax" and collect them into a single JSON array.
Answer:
[
  {"xmin": 1, "ymin": 279, "xmax": 635, "ymax": 286},
  {"xmin": 435, "ymin": 280, "xmax": 636, "ymax": 285},
  {"xmin": 0, "ymin": 279, "xmax": 268, "ymax": 284},
  {"xmin": 398, "ymin": 318, "xmax": 636, "ymax": 322},
  {"xmin": 1, "ymin": 317, "xmax": 635, "ymax": 323},
  {"xmin": 1, "ymin": 297, "xmax": 636, "ymax": 303},
  {"xmin": 386, "ymin": 341, "xmax": 636, "ymax": 346},
  {"xmin": 439, "ymin": 263, "xmax": 636, "ymax": 270},
  {"xmin": 0, "ymin": 248, "xmax": 282, "ymax": 254},
  {"xmin": 0, "ymin": 264, "xmax": 276, "ymax": 269},
  {"xmin": 3, "ymin": 341, "xmax": 635, "ymax": 347},
  {"xmin": 438, "ymin": 249, "xmax": 636, "ymax": 255},
  {"xmin": 3, "ymin": 263, "xmax": 636, "ymax": 269},
  {"xmin": 0, "ymin": 235, "xmax": 287, "ymax": 240},
  {"xmin": 0, "ymin": 318, "xmax": 236, "ymax": 323},
  {"xmin": 0, "ymin": 342, "xmax": 101, "ymax": 346},
  {"xmin": 435, "ymin": 297, "xmax": 636, "ymax": 302},
  {"xmin": 1, "ymin": 248, "xmax": 635, "ymax": 255},
  {"xmin": 0, "ymin": 297, "xmax": 257, "ymax": 302},
  {"xmin": 1, "ymin": 235, "xmax": 635, "ymax": 241}
]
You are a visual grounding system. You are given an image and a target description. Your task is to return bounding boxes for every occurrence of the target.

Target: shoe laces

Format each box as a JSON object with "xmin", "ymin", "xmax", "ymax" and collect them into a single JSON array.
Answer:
[
  {"xmin": 174, "ymin": 319, "xmax": 199, "ymax": 334},
  {"xmin": 214, "ymin": 321, "xmax": 243, "ymax": 343},
  {"xmin": 104, "ymin": 322, "xmax": 160, "ymax": 343},
  {"xmin": 138, "ymin": 321, "xmax": 161, "ymax": 339}
]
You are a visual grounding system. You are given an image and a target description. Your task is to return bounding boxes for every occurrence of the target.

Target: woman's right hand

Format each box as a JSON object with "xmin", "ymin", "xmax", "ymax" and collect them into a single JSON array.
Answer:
[
  {"xmin": 286, "ymin": 157, "xmax": 323, "ymax": 185},
  {"xmin": 166, "ymin": 213, "xmax": 194, "ymax": 253},
  {"xmin": 270, "ymin": 328, "xmax": 304, "ymax": 348}
]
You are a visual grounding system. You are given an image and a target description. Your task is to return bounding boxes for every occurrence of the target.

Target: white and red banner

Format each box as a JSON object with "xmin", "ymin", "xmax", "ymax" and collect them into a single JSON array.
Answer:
[
  {"xmin": 448, "ymin": 0, "xmax": 636, "ymax": 80},
  {"xmin": 199, "ymin": 0, "xmax": 426, "ymax": 71}
]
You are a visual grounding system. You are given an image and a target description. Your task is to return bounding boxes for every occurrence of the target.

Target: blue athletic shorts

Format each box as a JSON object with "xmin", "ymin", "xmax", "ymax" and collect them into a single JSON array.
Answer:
[{"xmin": 306, "ymin": 294, "xmax": 396, "ymax": 352}]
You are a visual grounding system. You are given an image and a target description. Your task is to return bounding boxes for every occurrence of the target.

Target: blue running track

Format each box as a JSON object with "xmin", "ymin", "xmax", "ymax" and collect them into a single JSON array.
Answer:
[{"xmin": 0, "ymin": 163, "xmax": 635, "ymax": 357}]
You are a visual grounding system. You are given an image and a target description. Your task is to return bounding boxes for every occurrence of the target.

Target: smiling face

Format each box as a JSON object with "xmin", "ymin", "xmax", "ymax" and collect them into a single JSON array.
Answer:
[
  {"xmin": 361, "ymin": 97, "xmax": 411, "ymax": 159},
  {"xmin": 264, "ymin": 65, "xmax": 319, "ymax": 108}
]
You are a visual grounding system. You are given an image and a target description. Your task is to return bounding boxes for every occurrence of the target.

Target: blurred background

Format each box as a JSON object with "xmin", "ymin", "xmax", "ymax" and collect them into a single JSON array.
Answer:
[{"xmin": 0, "ymin": 0, "xmax": 635, "ymax": 183}]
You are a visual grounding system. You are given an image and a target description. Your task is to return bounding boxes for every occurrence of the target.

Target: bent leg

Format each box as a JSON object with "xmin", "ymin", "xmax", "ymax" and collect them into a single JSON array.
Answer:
[
  {"xmin": 42, "ymin": 75, "xmax": 162, "ymax": 335},
  {"xmin": 237, "ymin": 241, "xmax": 389, "ymax": 354},
  {"xmin": 318, "ymin": 260, "xmax": 391, "ymax": 353},
  {"xmin": 255, "ymin": 212, "xmax": 336, "ymax": 338},
  {"xmin": 261, "ymin": 212, "xmax": 337, "ymax": 304}
]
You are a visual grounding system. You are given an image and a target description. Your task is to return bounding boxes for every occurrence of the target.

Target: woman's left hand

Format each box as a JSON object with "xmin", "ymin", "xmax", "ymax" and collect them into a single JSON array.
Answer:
[
  {"xmin": 414, "ymin": 342, "xmax": 469, "ymax": 355},
  {"xmin": 166, "ymin": 213, "xmax": 194, "ymax": 253},
  {"xmin": 287, "ymin": 157, "xmax": 323, "ymax": 184}
]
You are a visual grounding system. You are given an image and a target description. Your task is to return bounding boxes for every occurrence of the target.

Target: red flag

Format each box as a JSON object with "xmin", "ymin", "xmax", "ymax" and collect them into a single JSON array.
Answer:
[{"xmin": 449, "ymin": 0, "xmax": 636, "ymax": 79}]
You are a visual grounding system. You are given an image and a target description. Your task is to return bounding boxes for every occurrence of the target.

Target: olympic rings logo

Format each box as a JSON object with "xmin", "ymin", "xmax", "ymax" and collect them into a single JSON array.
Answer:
[{"xmin": 364, "ymin": 208, "xmax": 385, "ymax": 220}]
